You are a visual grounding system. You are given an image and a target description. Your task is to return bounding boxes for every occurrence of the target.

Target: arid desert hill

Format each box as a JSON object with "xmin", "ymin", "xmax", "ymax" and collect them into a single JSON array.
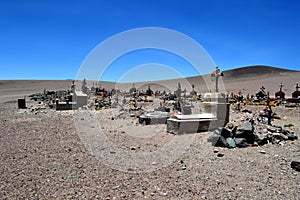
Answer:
[
  {"xmin": 222, "ymin": 65, "xmax": 297, "ymax": 78},
  {"xmin": 211, "ymin": 65, "xmax": 299, "ymax": 97},
  {"xmin": 221, "ymin": 65, "xmax": 299, "ymax": 97},
  {"xmin": 109, "ymin": 65, "xmax": 299, "ymax": 98},
  {"xmin": 0, "ymin": 65, "xmax": 299, "ymax": 103}
]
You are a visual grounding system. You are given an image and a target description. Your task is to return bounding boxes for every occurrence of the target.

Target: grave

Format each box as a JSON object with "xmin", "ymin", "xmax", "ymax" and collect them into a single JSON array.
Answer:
[
  {"xmin": 18, "ymin": 99, "xmax": 26, "ymax": 109},
  {"xmin": 167, "ymin": 113, "xmax": 217, "ymax": 134},
  {"xmin": 54, "ymin": 90, "xmax": 87, "ymax": 110},
  {"xmin": 74, "ymin": 90, "xmax": 88, "ymax": 108},
  {"xmin": 287, "ymin": 83, "xmax": 300, "ymax": 104},
  {"xmin": 167, "ymin": 93, "xmax": 229, "ymax": 134},
  {"xmin": 173, "ymin": 82, "xmax": 192, "ymax": 114},
  {"xmin": 54, "ymin": 100, "xmax": 75, "ymax": 110},
  {"xmin": 167, "ymin": 67, "xmax": 229, "ymax": 134},
  {"xmin": 138, "ymin": 111, "xmax": 169, "ymax": 125},
  {"xmin": 292, "ymin": 83, "xmax": 300, "ymax": 99},
  {"xmin": 275, "ymin": 82, "xmax": 285, "ymax": 99}
]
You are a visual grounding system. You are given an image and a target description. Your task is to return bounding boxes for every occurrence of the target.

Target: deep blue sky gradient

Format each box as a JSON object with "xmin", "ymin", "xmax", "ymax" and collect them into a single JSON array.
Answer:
[{"xmin": 0, "ymin": 0, "xmax": 299, "ymax": 81}]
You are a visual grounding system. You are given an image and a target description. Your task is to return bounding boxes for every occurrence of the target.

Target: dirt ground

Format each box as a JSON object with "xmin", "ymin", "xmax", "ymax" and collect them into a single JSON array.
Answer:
[{"xmin": 0, "ymin": 77, "xmax": 299, "ymax": 199}]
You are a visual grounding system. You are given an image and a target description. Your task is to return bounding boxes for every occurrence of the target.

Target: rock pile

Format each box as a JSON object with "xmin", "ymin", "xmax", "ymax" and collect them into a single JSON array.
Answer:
[
  {"xmin": 208, "ymin": 120, "xmax": 298, "ymax": 148},
  {"xmin": 94, "ymin": 97, "xmax": 111, "ymax": 109}
]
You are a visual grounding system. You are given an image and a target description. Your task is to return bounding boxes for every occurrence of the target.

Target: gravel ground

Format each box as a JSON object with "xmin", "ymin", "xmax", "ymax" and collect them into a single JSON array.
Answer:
[{"xmin": 0, "ymin": 95, "xmax": 299, "ymax": 199}]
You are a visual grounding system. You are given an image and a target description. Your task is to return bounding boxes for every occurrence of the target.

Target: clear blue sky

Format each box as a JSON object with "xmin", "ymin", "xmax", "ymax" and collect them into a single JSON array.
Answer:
[{"xmin": 0, "ymin": 0, "xmax": 299, "ymax": 81}]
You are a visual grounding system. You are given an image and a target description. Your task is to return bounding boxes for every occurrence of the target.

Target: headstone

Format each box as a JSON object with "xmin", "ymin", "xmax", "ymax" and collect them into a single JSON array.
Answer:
[
  {"xmin": 71, "ymin": 81, "xmax": 76, "ymax": 93},
  {"xmin": 18, "ymin": 99, "xmax": 26, "ymax": 109},
  {"xmin": 129, "ymin": 83, "xmax": 137, "ymax": 97},
  {"xmin": 292, "ymin": 83, "xmax": 300, "ymax": 98},
  {"xmin": 74, "ymin": 91, "xmax": 88, "ymax": 108},
  {"xmin": 146, "ymin": 85, "xmax": 153, "ymax": 96},
  {"xmin": 275, "ymin": 82, "xmax": 285, "ymax": 99},
  {"xmin": 202, "ymin": 93, "xmax": 230, "ymax": 128},
  {"xmin": 256, "ymin": 86, "xmax": 267, "ymax": 99},
  {"xmin": 81, "ymin": 79, "xmax": 87, "ymax": 93}
]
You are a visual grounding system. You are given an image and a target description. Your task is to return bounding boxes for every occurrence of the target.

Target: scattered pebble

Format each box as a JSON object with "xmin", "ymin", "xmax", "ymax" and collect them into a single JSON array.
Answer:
[
  {"xmin": 217, "ymin": 153, "xmax": 224, "ymax": 157},
  {"xmin": 259, "ymin": 150, "xmax": 266, "ymax": 154}
]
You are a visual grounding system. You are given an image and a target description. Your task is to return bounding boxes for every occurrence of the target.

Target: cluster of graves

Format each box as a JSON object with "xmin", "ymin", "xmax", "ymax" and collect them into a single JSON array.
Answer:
[
  {"xmin": 18, "ymin": 67, "xmax": 299, "ymax": 138},
  {"xmin": 228, "ymin": 83, "xmax": 300, "ymax": 109},
  {"xmin": 26, "ymin": 82, "xmax": 88, "ymax": 111}
]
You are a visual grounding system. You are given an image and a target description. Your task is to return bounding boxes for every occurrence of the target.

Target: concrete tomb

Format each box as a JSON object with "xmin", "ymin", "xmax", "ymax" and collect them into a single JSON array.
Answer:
[
  {"xmin": 167, "ymin": 93, "xmax": 230, "ymax": 134},
  {"xmin": 74, "ymin": 90, "xmax": 88, "ymax": 108},
  {"xmin": 54, "ymin": 90, "xmax": 88, "ymax": 110},
  {"xmin": 138, "ymin": 111, "xmax": 170, "ymax": 125}
]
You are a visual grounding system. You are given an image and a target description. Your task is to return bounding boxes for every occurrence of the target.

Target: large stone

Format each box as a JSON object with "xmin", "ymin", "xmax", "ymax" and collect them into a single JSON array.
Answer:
[
  {"xmin": 221, "ymin": 127, "xmax": 232, "ymax": 138},
  {"xmin": 226, "ymin": 137, "xmax": 236, "ymax": 148},
  {"xmin": 213, "ymin": 127, "xmax": 233, "ymax": 138},
  {"xmin": 274, "ymin": 126, "xmax": 282, "ymax": 132},
  {"xmin": 272, "ymin": 132, "xmax": 285, "ymax": 141},
  {"xmin": 288, "ymin": 134, "xmax": 298, "ymax": 141},
  {"xmin": 291, "ymin": 161, "xmax": 300, "ymax": 172},
  {"xmin": 254, "ymin": 132, "xmax": 268, "ymax": 145},
  {"xmin": 227, "ymin": 122, "xmax": 235, "ymax": 129},
  {"xmin": 234, "ymin": 138, "xmax": 249, "ymax": 148},
  {"xmin": 208, "ymin": 131, "xmax": 226, "ymax": 147},
  {"xmin": 267, "ymin": 126, "xmax": 277, "ymax": 133},
  {"xmin": 238, "ymin": 122, "xmax": 254, "ymax": 132},
  {"xmin": 235, "ymin": 122, "xmax": 255, "ymax": 143},
  {"xmin": 281, "ymin": 129, "xmax": 290, "ymax": 135}
]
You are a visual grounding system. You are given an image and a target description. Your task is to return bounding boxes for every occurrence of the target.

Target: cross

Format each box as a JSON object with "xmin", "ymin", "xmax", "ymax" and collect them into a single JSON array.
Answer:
[
  {"xmin": 279, "ymin": 82, "xmax": 284, "ymax": 91},
  {"xmin": 175, "ymin": 82, "xmax": 182, "ymax": 100},
  {"xmin": 211, "ymin": 66, "xmax": 223, "ymax": 92},
  {"xmin": 82, "ymin": 78, "xmax": 86, "ymax": 87}
]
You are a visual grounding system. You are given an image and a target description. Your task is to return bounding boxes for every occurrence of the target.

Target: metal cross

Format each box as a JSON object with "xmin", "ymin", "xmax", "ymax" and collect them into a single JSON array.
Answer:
[{"xmin": 279, "ymin": 82, "xmax": 284, "ymax": 91}]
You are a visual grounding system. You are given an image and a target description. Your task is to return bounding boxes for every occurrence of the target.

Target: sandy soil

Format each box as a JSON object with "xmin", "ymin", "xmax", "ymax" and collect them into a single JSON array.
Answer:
[{"xmin": 0, "ymin": 68, "xmax": 299, "ymax": 199}]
